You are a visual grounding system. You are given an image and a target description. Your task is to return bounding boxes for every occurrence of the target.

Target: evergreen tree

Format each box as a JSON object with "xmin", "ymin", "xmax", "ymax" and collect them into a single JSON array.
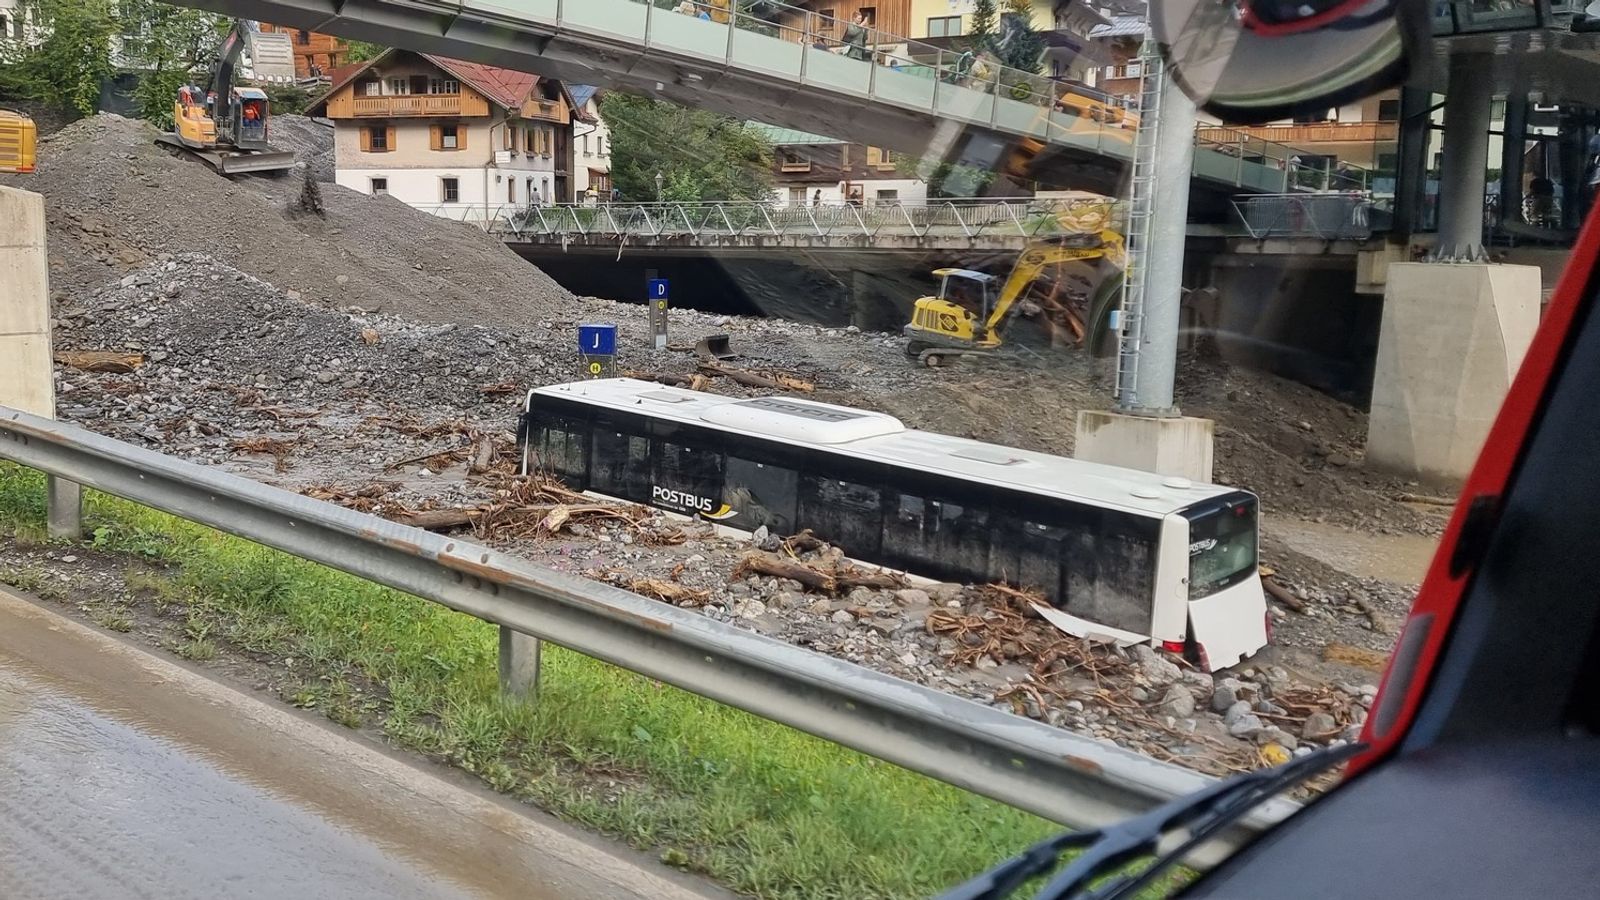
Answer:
[
  {"xmin": 968, "ymin": 0, "xmax": 998, "ymax": 52},
  {"xmin": 995, "ymin": 0, "xmax": 1046, "ymax": 74}
]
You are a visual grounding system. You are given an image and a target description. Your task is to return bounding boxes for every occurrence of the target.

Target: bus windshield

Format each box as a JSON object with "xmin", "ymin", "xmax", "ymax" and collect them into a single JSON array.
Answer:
[{"xmin": 1185, "ymin": 496, "xmax": 1258, "ymax": 599}]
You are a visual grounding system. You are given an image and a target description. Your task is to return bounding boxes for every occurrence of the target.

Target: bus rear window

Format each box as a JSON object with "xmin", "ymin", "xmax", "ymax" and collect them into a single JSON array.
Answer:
[{"xmin": 1185, "ymin": 497, "xmax": 1258, "ymax": 599}]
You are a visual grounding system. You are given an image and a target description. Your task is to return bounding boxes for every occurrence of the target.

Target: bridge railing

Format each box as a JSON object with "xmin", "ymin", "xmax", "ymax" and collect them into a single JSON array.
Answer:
[
  {"xmin": 1230, "ymin": 193, "xmax": 1382, "ymax": 241},
  {"xmin": 409, "ymin": 198, "xmax": 1128, "ymax": 242}
]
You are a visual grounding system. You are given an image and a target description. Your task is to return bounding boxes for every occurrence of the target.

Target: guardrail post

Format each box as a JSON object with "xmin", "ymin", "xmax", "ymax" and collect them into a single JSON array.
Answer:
[
  {"xmin": 498, "ymin": 626, "xmax": 541, "ymax": 697},
  {"xmin": 47, "ymin": 477, "xmax": 82, "ymax": 541}
]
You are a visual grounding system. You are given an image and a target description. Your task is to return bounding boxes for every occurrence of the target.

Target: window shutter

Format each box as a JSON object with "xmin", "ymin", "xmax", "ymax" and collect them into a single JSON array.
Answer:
[
  {"xmin": 456, "ymin": 124, "xmax": 466, "ymax": 151},
  {"xmin": 503, "ymin": 125, "xmax": 512, "ymax": 151},
  {"xmin": 360, "ymin": 128, "xmax": 371, "ymax": 152},
  {"xmin": 430, "ymin": 125, "xmax": 442, "ymax": 151},
  {"xmin": 385, "ymin": 126, "xmax": 396, "ymax": 152}
]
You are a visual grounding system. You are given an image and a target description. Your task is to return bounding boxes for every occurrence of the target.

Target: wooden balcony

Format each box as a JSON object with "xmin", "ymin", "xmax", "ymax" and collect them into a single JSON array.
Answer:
[
  {"xmin": 1196, "ymin": 121, "xmax": 1398, "ymax": 146},
  {"xmin": 351, "ymin": 94, "xmax": 462, "ymax": 117}
]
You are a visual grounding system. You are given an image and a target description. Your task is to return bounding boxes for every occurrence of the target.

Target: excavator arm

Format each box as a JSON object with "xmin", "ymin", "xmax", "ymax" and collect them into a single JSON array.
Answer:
[{"xmin": 981, "ymin": 231, "xmax": 1127, "ymax": 337}]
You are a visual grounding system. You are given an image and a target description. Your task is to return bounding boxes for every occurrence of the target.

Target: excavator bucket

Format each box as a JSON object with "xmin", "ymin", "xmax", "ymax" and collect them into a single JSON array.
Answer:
[
  {"xmin": 241, "ymin": 26, "xmax": 297, "ymax": 83},
  {"xmin": 694, "ymin": 333, "xmax": 737, "ymax": 360}
]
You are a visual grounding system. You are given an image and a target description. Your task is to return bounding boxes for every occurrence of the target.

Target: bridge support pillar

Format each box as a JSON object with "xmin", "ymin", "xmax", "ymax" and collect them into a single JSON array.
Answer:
[
  {"xmin": 1435, "ymin": 53, "xmax": 1494, "ymax": 259},
  {"xmin": 1366, "ymin": 262, "xmax": 1540, "ymax": 483},
  {"xmin": 0, "ymin": 187, "xmax": 79, "ymax": 539}
]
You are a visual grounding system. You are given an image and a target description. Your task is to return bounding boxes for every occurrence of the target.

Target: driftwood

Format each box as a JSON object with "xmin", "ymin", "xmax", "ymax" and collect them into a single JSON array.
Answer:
[
  {"xmin": 398, "ymin": 508, "xmax": 478, "ymax": 530},
  {"xmin": 631, "ymin": 578, "xmax": 711, "ymax": 607},
  {"xmin": 697, "ymin": 362, "xmax": 815, "ymax": 393},
  {"xmin": 627, "ymin": 371, "xmax": 713, "ymax": 391},
  {"xmin": 1394, "ymin": 492, "xmax": 1456, "ymax": 507},
  {"xmin": 469, "ymin": 436, "xmax": 495, "ymax": 474},
  {"xmin": 781, "ymin": 529, "xmax": 827, "ymax": 555},
  {"xmin": 835, "ymin": 568, "xmax": 908, "ymax": 591},
  {"xmin": 384, "ymin": 446, "xmax": 462, "ymax": 471},
  {"xmin": 1263, "ymin": 577, "xmax": 1306, "ymax": 613},
  {"xmin": 54, "ymin": 350, "xmax": 145, "ymax": 373},
  {"xmin": 736, "ymin": 551, "xmax": 837, "ymax": 593}
]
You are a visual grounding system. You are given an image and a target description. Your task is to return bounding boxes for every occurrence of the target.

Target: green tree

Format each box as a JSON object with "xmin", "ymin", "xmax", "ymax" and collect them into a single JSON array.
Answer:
[
  {"xmin": 994, "ymin": 0, "xmax": 1046, "ymax": 74},
  {"xmin": 118, "ymin": 0, "xmax": 229, "ymax": 129},
  {"xmin": 346, "ymin": 40, "xmax": 387, "ymax": 63},
  {"xmin": 968, "ymin": 0, "xmax": 998, "ymax": 49},
  {"xmin": 0, "ymin": 0, "xmax": 117, "ymax": 116},
  {"xmin": 600, "ymin": 93, "xmax": 774, "ymax": 202},
  {"xmin": 894, "ymin": 154, "xmax": 997, "ymax": 198}
]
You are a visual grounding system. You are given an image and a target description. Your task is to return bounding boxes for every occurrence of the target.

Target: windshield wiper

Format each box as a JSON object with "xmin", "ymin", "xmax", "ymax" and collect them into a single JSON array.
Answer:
[{"xmin": 938, "ymin": 741, "xmax": 1366, "ymax": 900}]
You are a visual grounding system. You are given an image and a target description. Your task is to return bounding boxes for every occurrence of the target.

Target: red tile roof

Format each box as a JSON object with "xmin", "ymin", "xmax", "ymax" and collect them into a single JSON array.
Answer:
[{"xmin": 422, "ymin": 55, "xmax": 539, "ymax": 109}]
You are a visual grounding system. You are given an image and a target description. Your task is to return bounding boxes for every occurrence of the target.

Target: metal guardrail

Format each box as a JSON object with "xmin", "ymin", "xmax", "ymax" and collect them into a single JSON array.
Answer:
[
  {"xmin": 1231, "ymin": 193, "xmax": 1378, "ymax": 241},
  {"xmin": 0, "ymin": 406, "xmax": 1293, "ymax": 858},
  {"xmin": 413, "ymin": 198, "xmax": 1125, "ymax": 242}
]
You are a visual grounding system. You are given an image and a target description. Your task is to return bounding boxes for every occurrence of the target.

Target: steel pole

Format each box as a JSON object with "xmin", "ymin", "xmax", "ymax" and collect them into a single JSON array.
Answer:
[
  {"xmin": 1131, "ymin": 65, "xmax": 1197, "ymax": 414},
  {"xmin": 1435, "ymin": 53, "xmax": 1493, "ymax": 260}
]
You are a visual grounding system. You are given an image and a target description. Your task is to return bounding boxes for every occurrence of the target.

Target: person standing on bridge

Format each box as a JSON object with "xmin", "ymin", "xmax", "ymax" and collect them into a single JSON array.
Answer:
[{"xmin": 842, "ymin": 10, "xmax": 870, "ymax": 61}]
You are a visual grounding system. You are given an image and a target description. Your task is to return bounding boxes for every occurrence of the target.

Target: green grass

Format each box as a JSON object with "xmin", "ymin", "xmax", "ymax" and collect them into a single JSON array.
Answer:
[{"xmin": 0, "ymin": 463, "xmax": 1085, "ymax": 898}]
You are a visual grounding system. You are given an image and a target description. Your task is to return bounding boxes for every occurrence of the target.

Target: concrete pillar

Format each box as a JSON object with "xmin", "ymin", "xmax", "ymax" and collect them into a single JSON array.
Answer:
[
  {"xmin": 1, "ymin": 187, "xmax": 80, "ymax": 539},
  {"xmin": 1130, "ymin": 72, "xmax": 1198, "ymax": 414},
  {"xmin": 1367, "ymin": 263, "xmax": 1540, "ymax": 483},
  {"xmin": 497, "ymin": 626, "xmax": 541, "ymax": 698},
  {"xmin": 1498, "ymin": 95, "xmax": 1528, "ymax": 229},
  {"xmin": 1435, "ymin": 53, "xmax": 1494, "ymax": 259},
  {"xmin": 1073, "ymin": 411, "xmax": 1214, "ymax": 483}
]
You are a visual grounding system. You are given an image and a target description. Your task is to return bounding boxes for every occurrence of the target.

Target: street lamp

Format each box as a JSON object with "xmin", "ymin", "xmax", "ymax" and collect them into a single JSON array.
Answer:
[{"xmin": 655, "ymin": 171, "xmax": 664, "ymax": 202}]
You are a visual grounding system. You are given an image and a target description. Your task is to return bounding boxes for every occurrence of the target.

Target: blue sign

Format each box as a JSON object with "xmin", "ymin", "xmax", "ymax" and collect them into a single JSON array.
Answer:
[
  {"xmin": 578, "ymin": 324, "xmax": 618, "ymax": 356},
  {"xmin": 647, "ymin": 278, "xmax": 670, "ymax": 300}
]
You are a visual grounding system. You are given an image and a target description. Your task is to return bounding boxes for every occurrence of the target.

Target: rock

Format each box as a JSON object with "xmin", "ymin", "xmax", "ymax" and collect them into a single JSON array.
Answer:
[
  {"xmin": 1065, "ymin": 700, "xmax": 1084, "ymax": 712},
  {"xmin": 1180, "ymin": 669, "xmax": 1214, "ymax": 703},
  {"xmin": 1301, "ymin": 712, "xmax": 1337, "ymax": 740},
  {"xmin": 753, "ymin": 525, "xmax": 769, "ymax": 542},
  {"xmin": 60, "ymin": 555, "xmax": 78, "ymax": 563},
  {"xmin": 830, "ymin": 610, "xmax": 854, "ymax": 625},
  {"xmin": 1211, "ymin": 681, "xmax": 1239, "ymax": 713},
  {"xmin": 335, "ymin": 274, "xmax": 350, "ymax": 285},
  {"xmin": 737, "ymin": 599, "xmax": 767, "ymax": 619},
  {"xmin": 929, "ymin": 583, "xmax": 964, "ymax": 603},
  {"xmin": 1223, "ymin": 700, "xmax": 1253, "ymax": 727},
  {"xmin": 846, "ymin": 586, "xmax": 875, "ymax": 605},
  {"xmin": 686, "ymin": 554, "xmax": 706, "ymax": 564},
  {"xmin": 845, "ymin": 324, "xmax": 860, "ymax": 334},
  {"xmin": 120, "ymin": 275, "xmax": 138, "ymax": 288},
  {"xmin": 898, "ymin": 651, "xmax": 918, "ymax": 667},
  {"xmin": 1158, "ymin": 683, "xmax": 1195, "ymax": 719},
  {"xmin": 1256, "ymin": 726, "xmax": 1298, "ymax": 751},
  {"xmin": 1132, "ymin": 644, "xmax": 1181, "ymax": 685},
  {"xmin": 314, "ymin": 370, "xmax": 337, "ymax": 384},
  {"xmin": 893, "ymin": 588, "xmax": 930, "ymax": 607},
  {"xmin": 808, "ymin": 599, "xmax": 831, "ymax": 616},
  {"xmin": 1128, "ymin": 686, "xmax": 1149, "ymax": 702},
  {"xmin": 1227, "ymin": 714, "xmax": 1264, "ymax": 738},
  {"xmin": 1327, "ymin": 453, "xmax": 1352, "ymax": 467}
]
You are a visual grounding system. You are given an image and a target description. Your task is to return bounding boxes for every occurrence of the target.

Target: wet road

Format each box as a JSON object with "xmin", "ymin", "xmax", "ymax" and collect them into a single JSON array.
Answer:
[{"xmin": 0, "ymin": 588, "xmax": 718, "ymax": 900}]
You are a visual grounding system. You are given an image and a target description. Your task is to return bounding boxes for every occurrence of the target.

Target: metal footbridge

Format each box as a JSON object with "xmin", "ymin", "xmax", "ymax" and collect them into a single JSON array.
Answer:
[{"xmin": 174, "ymin": 0, "xmax": 1312, "ymax": 196}]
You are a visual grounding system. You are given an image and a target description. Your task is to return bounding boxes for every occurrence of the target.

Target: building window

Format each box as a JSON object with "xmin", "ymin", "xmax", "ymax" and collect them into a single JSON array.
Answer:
[
  {"xmin": 296, "ymin": 29, "xmax": 310, "ymax": 44},
  {"xmin": 387, "ymin": 77, "xmax": 409, "ymax": 95},
  {"xmin": 1377, "ymin": 98, "xmax": 1400, "ymax": 121},
  {"xmin": 840, "ymin": 144, "xmax": 851, "ymax": 168},
  {"xmin": 441, "ymin": 124, "xmax": 459, "ymax": 149},
  {"xmin": 789, "ymin": 186, "xmax": 807, "ymax": 204},
  {"xmin": 927, "ymin": 15, "xmax": 962, "ymax": 37},
  {"xmin": 597, "ymin": 135, "xmax": 605, "ymax": 157},
  {"xmin": 508, "ymin": 179, "xmax": 516, "ymax": 203},
  {"xmin": 429, "ymin": 78, "xmax": 460, "ymax": 95},
  {"xmin": 779, "ymin": 149, "xmax": 811, "ymax": 173},
  {"xmin": 360, "ymin": 80, "xmax": 380, "ymax": 97},
  {"xmin": 366, "ymin": 126, "xmax": 388, "ymax": 151},
  {"xmin": 1490, "ymin": 98, "xmax": 1507, "ymax": 121},
  {"xmin": 876, "ymin": 189, "xmax": 898, "ymax": 202},
  {"xmin": 442, "ymin": 178, "xmax": 460, "ymax": 203},
  {"xmin": 1, "ymin": 15, "xmax": 10, "ymax": 37},
  {"xmin": 370, "ymin": 177, "xmax": 388, "ymax": 195},
  {"xmin": 867, "ymin": 146, "xmax": 895, "ymax": 169},
  {"xmin": 581, "ymin": 134, "xmax": 589, "ymax": 156}
]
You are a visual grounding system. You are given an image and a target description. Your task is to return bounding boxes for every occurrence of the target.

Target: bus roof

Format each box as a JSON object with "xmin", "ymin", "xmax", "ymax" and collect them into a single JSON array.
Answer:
[
  {"xmin": 529, "ymin": 379, "xmax": 1245, "ymax": 517},
  {"xmin": 931, "ymin": 268, "xmax": 996, "ymax": 283}
]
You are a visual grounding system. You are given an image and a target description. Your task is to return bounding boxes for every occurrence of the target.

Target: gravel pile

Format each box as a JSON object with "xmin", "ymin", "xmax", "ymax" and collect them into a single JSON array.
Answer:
[{"xmin": 2, "ymin": 113, "xmax": 574, "ymax": 325}]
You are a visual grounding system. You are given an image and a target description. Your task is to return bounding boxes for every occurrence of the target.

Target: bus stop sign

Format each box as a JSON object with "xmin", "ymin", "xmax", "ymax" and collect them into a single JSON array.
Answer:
[{"xmin": 577, "ymin": 323, "xmax": 618, "ymax": 378}]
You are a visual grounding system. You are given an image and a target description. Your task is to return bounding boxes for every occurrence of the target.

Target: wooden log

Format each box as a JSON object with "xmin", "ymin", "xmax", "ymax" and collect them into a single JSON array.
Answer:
[
  {"xmin": 736, "ymin": 551, "xmax": 836, "ymax": 593},
  {"xmin": 1394, "ymin": 492, "xmax": 1456, "ymax": 507},
  {"xmin": 54, "ymin": 350, "xmax": 145, "ymax": 373},
  {"xmin": 782, "ymin": 529, "xmax": 826, "ymax": 554},
  {"xmin": 397, "ymin": 508, "xmax": 479, "ymax": 530},
  {"xmin": 1263, "ymin": 577, "xmax": 1306, "ymax": 613},
  {"xmin": 469, "ymin": 436, "xmax": 495, "ymax": 474},
  {"xmin": 698, "ymin": 362, "xmax": 782, "ymax": 390},
  {"xmin": 835, "ymin": 568, "xmax": 906, "ymax": 591}
]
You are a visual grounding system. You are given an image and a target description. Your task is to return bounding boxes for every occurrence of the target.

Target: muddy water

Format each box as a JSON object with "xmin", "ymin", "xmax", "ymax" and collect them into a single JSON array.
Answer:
[
  {"xmin": 1270, "ymin": 518, "xmax": 1441, "ymax": 585},
  {"xmin": 0, "ymin": 590, "xmax": 717, "ymax": 900}
]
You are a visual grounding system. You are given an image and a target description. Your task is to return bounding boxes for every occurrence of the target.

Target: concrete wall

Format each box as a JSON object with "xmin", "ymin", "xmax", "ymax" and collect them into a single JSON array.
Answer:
[
  {"xmin": 1366, "ymin": 263, "xmax": 1541, "ymax": 484},
  {"xmin": 0, "ymin": 186, "xmax": 55, "ymax": 417}
]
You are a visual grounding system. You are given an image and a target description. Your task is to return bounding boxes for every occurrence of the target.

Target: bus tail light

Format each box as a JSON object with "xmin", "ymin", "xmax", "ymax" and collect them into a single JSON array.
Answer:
[
  {"xmin": 1161, "ymin": 640, "xmax": 1186, "ymax": 654},
  {"xmin": 1265, "ymin": 609, "xmax": 1275, "ymax": 642}
]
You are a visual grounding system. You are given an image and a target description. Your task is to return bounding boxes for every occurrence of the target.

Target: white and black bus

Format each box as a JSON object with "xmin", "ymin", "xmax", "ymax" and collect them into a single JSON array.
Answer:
[{"xmin": 519, "ymin": 379, "xmax": 1268, "ymax": 670}]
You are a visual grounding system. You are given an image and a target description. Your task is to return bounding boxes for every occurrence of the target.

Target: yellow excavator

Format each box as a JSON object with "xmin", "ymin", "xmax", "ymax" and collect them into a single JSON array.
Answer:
[
  {"xmin": 0, "ymin": 109, "xmax": 37, "ymax": 174},
  {"xmin": 904, "ymin": 202, "xmax": 1126, "ymax": 366},
  {"xmin": 156, "ymin": 20, "xmax": 296, "ymax": 175}
]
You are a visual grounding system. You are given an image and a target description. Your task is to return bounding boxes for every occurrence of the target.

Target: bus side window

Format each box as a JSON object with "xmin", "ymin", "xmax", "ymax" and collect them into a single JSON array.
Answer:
[
  {"xmin": 535, "ymin": 417, "xmax": 587, "ymax": 487},
  {"xmin": 798, "ymin": 475, "xmax": 883, "ymax": 559},
  {"xmin": 1018, "ymin": 520, "xmax": 1068, "ymax": 603},
  {"xmin": 932, "ymin": 501, "xmax": 988, "ymax": 581},
  {"xmin": 882, "ymin": 492, "xmax": 931, "ymax": 573},
  {"xmin": 653, "ymin": 439, "xmax": 724, "ymax": 509},
  {"xmin": 724, "ymin": 456, "xmax": 798, "ymax": 533},
  {"xmin": 591, "ymin": 429, "xmax": 651, "ymax": 503}
]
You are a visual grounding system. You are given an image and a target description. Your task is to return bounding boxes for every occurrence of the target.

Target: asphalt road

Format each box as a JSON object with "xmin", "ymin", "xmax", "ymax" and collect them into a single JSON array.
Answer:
[{"xmin": 0, "ymin": 587, "xmax": 720, "ymax": 900}]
